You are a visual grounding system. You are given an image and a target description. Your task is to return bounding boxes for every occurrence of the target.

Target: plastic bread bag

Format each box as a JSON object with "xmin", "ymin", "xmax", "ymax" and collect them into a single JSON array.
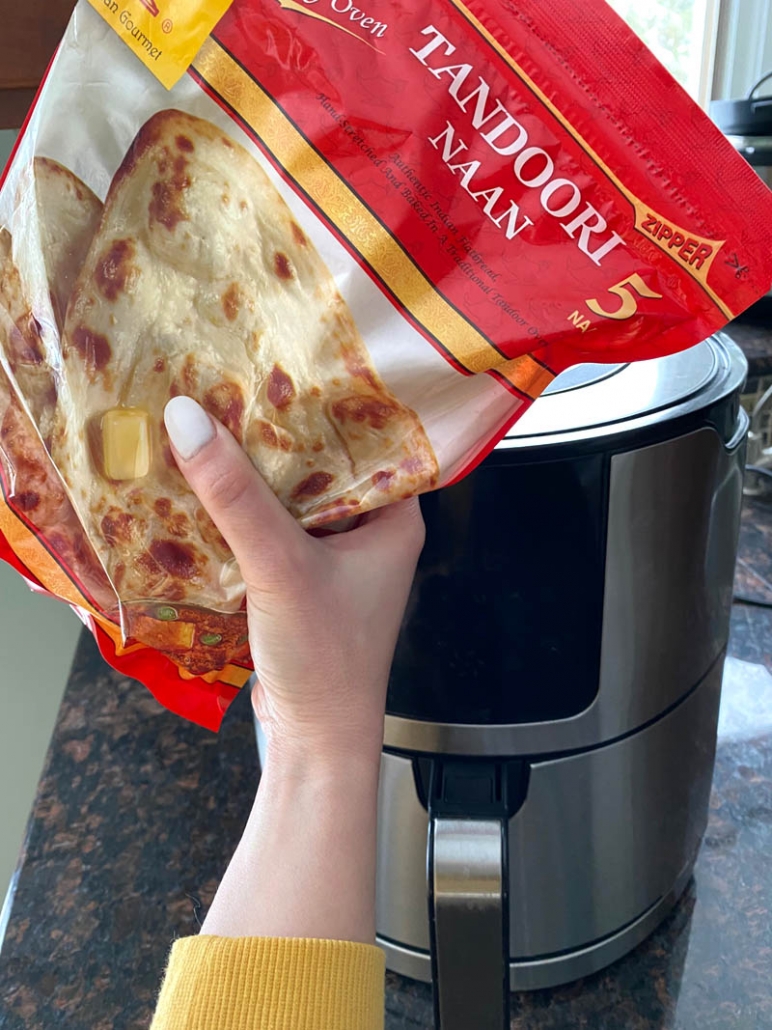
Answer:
[{"xmin": 1, "ymin": 0, "xmax": 771, "ymax": 729}]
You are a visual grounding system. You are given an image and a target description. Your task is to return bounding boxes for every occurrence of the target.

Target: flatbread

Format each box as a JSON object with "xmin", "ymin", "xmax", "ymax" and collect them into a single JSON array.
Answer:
[
  {"xmin": 0, "ymin": 160, "xmax": 102, "ymax": 443},
  {"xmin": 0, "ymin": 228, "xmax": 56, "ymax": 441},
  {"xmin": 35, "ymin": 158, "xmax": 103, "ymax": 329},
  {"xmin": 1, "ymin": 156, "xmax": 249, "ymax": 673},
  {"xmin": 0, "ymin": 160, "xmax": 114, "ymax": 607},
  {"xmin": 0, "ymin": 369, "xmax": 114, "ymax": 609},
  {"xmin": 0, "ymin": 226, "xmax": 113, "ymax": 607},
  {"xmin": 53, "ymin": 109, "xmax": 438, "ymax": 614}
]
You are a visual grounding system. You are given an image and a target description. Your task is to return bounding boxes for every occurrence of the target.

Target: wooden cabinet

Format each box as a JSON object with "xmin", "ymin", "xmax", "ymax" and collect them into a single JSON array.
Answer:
[{"xmin": 0, "ymin": 0, "xmax": 77, "ymax": 128}]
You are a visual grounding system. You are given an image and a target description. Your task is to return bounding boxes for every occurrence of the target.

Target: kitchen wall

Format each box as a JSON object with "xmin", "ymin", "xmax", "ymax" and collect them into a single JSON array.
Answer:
[
  {"xmin": 0, "ymin": 129, "xmax": 81, "ymax": 912},
  {"xmin": 714, "ymin": 0, "xmax": 772, "ymax": 99}
]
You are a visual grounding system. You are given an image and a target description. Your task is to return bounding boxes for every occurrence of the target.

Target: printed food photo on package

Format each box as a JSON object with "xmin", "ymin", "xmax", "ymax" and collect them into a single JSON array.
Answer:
[{"xmin": 1, "ymin": 0, "xmax": 771, "ymax": 728}]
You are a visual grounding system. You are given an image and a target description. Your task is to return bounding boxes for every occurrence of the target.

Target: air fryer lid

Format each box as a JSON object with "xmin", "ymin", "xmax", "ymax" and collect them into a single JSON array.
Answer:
[
  {"xmin": 711, "ymin": 71, "xmax": 772, "ymax": 138},
  {"xmin": 505, "ymin": 334, "xmax": 744, "ymax": 444}
]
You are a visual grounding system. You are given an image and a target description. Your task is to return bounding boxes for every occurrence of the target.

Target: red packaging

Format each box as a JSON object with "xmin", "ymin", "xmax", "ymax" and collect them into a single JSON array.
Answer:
[{"xmin": 1, "ymin": 0, "xmax": 771, "ymax": 728}]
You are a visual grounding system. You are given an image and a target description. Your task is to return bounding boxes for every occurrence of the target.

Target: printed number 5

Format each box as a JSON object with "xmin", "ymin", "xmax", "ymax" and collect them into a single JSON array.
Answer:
[{"xmin": 586, "ymin": 274, "xmax": 663, "ymax": 321}]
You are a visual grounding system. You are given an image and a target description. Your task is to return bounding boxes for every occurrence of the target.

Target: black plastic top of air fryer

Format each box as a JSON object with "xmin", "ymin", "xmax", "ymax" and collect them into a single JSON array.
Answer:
[
  {"xmin": 711, "ymin": 96, "xmax": 772, "ymax": 137},
  {"xmin": 711, "ymin": 72, "xmax": 772, "ymax": 166},
  {"xmin": 711, "ymin": 69, "xmax": 772, "ymax": 137}
]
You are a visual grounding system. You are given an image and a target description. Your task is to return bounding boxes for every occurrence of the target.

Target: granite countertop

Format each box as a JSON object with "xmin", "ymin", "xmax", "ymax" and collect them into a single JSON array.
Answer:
[{"xmin": 1, "ymin": 497, "xmax": 772, "ymax": 1029}]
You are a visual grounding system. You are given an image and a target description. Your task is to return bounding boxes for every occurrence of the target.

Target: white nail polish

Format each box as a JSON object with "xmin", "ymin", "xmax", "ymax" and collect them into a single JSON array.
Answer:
[{"xmin": 164, "ymin": 396, "xmax": 215, "ymax": 461}]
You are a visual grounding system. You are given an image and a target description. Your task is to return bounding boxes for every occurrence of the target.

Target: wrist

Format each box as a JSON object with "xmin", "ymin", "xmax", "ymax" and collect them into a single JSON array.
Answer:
[
  {"xmin": 257, "ymin": 701, "xmax": 385, "ymax": 773},
  {"xmin": 261, "ymin": 728, "xmax": 383, "ymax": 782}
]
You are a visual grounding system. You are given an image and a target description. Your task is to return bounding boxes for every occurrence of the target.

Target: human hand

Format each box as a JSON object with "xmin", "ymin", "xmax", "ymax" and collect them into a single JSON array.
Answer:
[{"xmin": 164, "ymin": 395, "xmax": 425, "ymax": 766}]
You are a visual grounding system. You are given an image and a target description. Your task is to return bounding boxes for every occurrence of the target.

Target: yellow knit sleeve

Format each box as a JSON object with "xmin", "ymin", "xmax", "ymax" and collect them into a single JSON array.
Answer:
[{"xmin": 149, "ymin": 935, "xmax": 385, "ymax": 1030}]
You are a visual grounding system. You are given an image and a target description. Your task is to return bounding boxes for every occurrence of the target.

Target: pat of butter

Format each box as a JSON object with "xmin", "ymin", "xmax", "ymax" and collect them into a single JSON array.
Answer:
[{"xmin": 102, "ymin": 408, "xmax": 151, "ymax": 480}]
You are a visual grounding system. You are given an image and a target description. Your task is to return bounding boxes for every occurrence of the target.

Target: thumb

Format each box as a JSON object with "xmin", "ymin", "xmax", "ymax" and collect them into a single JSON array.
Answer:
[{"xmin": 163, "ymin": 396, "xmax": 307, "ymax": 583}]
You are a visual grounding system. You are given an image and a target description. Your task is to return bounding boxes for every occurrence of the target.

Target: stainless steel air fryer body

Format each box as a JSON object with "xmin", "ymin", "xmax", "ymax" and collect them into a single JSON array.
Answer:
[{"xmin": 375, "ymin": 335, "xmax": 748, "ymax": 1025}]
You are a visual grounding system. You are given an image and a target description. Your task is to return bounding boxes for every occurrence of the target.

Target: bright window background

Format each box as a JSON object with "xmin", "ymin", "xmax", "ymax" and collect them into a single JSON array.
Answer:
[
  {"xmin": 606, "ymin": 0, "xmax": 722, "ymax": 104},
  {"xmin": 608, "ymin": 0, "xmax": 772, "ymax": 105},
  {"xmin": 713, "ymin": 0, "xmax": 772, "ymax": 100}
]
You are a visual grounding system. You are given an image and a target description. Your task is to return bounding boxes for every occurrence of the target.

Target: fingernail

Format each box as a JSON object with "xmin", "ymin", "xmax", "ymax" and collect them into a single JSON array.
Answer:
[{"xmin": 164, "ymin": 396, "xmax": 215, "ymax": 461}]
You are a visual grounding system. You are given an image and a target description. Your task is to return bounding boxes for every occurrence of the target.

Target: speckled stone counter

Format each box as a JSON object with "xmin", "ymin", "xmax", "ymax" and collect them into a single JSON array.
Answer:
[{"xmin": 1, "ymin": 498, "xmax": 772, "ymax": 1030}]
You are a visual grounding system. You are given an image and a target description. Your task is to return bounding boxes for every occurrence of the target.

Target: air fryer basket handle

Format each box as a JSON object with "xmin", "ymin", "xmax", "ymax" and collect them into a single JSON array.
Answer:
[{"xmin": 430, "ymin": 816, "xmax": 509, "ymax": 1030}]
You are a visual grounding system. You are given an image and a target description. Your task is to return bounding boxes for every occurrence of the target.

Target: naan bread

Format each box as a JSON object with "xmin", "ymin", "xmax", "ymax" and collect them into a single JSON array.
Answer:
[
  {"xmin": 53, "ymin": 109, "xmax": 438, "ymax": 615},
  {"xmin": 0, "ymin": 228, "xmax": 56, "ymax": 441},
  {"xmin": 0, "ymin": 160, "xmax": 102, "ymax": 442},
  {"xmin": 0, "ymin": 369, "xmax": 114, "ymax": 609},
  {"xmin": 0, "ymin": 161, "xmax": 102, "ymax": 505},
  {"xmin": 35, "ymin": 158, "xmax": 103, "ymax": 328},
  {"xmin": 2, "ymin": 156, "xmax": 249, "ymax": 673},
  {"xmin": 0, "ymin": 162, "xmax": 113, "ymax": 609}
]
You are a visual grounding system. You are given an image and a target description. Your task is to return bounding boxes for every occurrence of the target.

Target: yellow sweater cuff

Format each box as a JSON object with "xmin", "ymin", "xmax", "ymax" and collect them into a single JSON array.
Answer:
[{"xmin": 150, "ymin": 935, "xmax": 385, "ymax": 1030}]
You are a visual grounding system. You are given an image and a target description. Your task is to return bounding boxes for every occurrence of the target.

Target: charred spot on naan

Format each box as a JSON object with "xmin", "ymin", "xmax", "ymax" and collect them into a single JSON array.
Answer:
[
  {"xmin": 5, "ymin": 317, "xmax": 45, "ymax": 367},
  {"xmin": 1, "ymin": 403, "xmax": 67, "ymax": 524},
  {"xmin": 303, "ymin": 496, "xmax": 362, "ymax": 528},
  {"xmin": 331, "ymin": 395, "xmax": 403, "ymax": 432},
  {"xmin": 134, "ymin": 539, "xmax": 204, "ymax": 597},
  {"xmin": 13, "ymin": 491, "xmax": 39, "ymax": 512},
  {"xmin": 154, "ymin": 497, "xmax": 192, "ymax": 538},
  {"xmin": 291, "ymin": 470, "xmax": 335, "ymax": 501},
  {"xmin": 197, "ymin": 280, "xmax": 256, "ymax": 330},
  {"xmin": 338, "ymin": 338, "xmax": 380, "ymax": 391},
  {"xmin": 168, "ymin": 513, "xmax": 191, "ymax": 537},
  {"xmin": 101, "ymin": 507, "xmax": 143, "ymax": 547},
  {"xmin": 372, "ymin": 469, "xmax": 396, "ymax": 492},
  {"xmin": 203, "ymin": 380, "xmax": 245, "ymax": 441},
  {"xmin": 291, "ymin": 222, "xmax": 308, "ymax": 247},
  {"xmin": 266, "ymin": 364, "xmax": 296, "ymax": 410},
  {"xmin": 221, "ymin": 282, "xmax": 242, "ymax": 321},
  {"xmin": 401, "ymin": 455, "xmax": 431, "ymax": 477},
  {"xmin": 246, "ymin": 418, "xmax": 295, "ymax": 453},
  {"xmin": 94, "ymin": 238, "xmax": 139, "ymax": 302},
  {"xmin": 150, "ymin": 539, "xmax": 200, "ymax": 580},
  {"xmin": 69, "ymin": 325, "xmax": 111, "ymax": 378},
  {"xmin": 148, "ymin": 148, "xmax": 191, "ymax": 232},
  {"xmin": 274, "ymin": 252, "xmax": 293, "ymax": 281},
  {"xmin": 247, "ymin": 329, "xmax": 263, "ymax": 356},
  {"xmin": 169, "ymin": 356, "xmax": 199, "ymax": 398},
  {"xmin": 181, "ymin": 354, "xmax": 198, "ymax": 394}
]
